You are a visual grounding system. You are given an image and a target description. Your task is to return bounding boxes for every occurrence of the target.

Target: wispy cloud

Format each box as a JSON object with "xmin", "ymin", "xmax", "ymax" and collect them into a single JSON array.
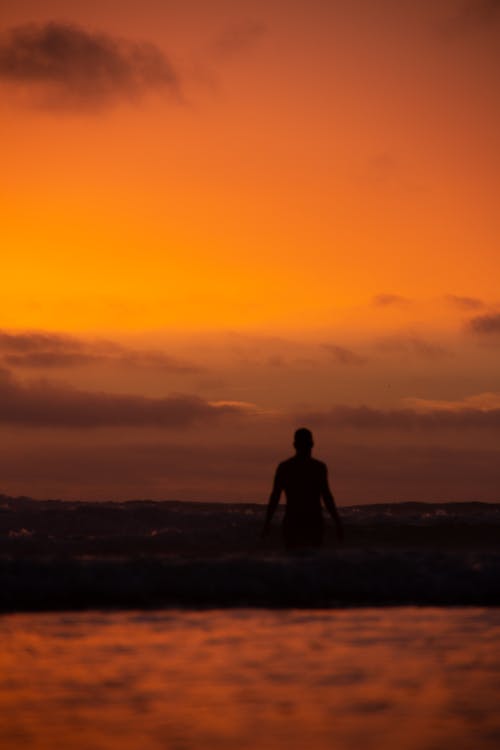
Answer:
[
  {"xmin": 372, "ymin": 293, "xmax": 411, "ymax": 307},
  {"xmin": 0, "ymin": 22, "xmax": 179, "ymax": 110},
  {"xmin": 445, "ymin": 294, "xmax": 485, "ymax": 310},
  {"xmin": 375, "ymin": 334, "xmax": 449, "ymax": 360},
  {"xmin": 296, "ymin": 403, "xmax": 500, "ymax": 431},
  {"xmin": 405, "ymin": 392, "xmax": 500, "ymax": 411},
  {"xmin": 323, "ymin": 344, "xmax": 368, "ymax": 366},
  {"xmin": 467, "ymin": 312, "xmax": 500, "ymax": 335},
  {"xmin": 0, "ymin": 330, "xmax": 200, "ymax": 373}
]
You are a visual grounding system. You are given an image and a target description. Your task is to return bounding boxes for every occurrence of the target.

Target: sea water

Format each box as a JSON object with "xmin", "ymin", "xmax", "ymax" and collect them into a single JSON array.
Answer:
[
  {"xmin": 1, "ymin": 608, "xmax": 500, "ymax": 750},
  {"xmin": 2, "ymin": 498, "xmax": 500, "ymax": 608}
]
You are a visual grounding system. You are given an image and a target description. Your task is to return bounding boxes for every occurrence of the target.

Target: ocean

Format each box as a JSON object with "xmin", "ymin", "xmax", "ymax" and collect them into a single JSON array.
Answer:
[
  {"xmin": 1, "ymin": 497, "xmax": 499, "ymax": 749},
  {"xmin": 1, "ymin": 497, "xmax": 500, "ymax": 609}
]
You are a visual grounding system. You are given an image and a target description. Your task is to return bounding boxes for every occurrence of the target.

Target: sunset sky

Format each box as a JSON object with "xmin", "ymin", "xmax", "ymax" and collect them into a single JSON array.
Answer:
[{"xmin": 1, "ymin": 0, "xmax": 499, "ymax": 502}]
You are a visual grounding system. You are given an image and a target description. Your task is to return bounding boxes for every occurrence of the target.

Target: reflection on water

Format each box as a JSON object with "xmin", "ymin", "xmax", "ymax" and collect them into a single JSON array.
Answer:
[{"xmin": 1, "ymin": 609, "xmax": 500, "ymax": 749}]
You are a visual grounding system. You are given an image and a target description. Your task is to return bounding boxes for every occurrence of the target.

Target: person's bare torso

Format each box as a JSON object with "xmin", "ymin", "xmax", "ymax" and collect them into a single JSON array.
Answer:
[{"xmin": 276, "ymin": 456, "xmax": 326, "ymax": 523}]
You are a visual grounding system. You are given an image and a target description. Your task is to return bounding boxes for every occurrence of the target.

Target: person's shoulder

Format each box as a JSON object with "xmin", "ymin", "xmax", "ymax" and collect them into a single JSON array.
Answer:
[
  {"xmin": 312, "ymin": 458, "xmax": 328, "ymax": 472},
  {"xmin": 277, "ymin": 457, "xmax": 295, "ymax": 471}
]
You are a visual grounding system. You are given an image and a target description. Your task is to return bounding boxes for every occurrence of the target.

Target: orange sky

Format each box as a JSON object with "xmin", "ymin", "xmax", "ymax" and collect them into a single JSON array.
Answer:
[{"xmin": 0, "ymin": 0, "xmax": 499, "ymax": 501}]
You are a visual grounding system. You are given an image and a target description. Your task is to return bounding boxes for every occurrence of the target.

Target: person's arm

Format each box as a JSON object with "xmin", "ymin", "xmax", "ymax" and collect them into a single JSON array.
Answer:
[
  {"xmin": 321, "ymin": 465, "xmax": 344, "ymax": 542},
  {"xmin": 262, "ymin": 466, "xmax": 283, "ymax": 538}
]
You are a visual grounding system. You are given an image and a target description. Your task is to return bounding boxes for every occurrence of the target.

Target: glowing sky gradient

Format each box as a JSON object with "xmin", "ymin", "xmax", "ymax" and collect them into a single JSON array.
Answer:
[{"xmin": 1, "ymin": 0, "xmax": 499, "ymax": 501}]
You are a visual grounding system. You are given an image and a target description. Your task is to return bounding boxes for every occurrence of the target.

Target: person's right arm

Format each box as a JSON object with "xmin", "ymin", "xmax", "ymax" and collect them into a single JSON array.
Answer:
[{"xmin": 262, "ymin": 465, "xmax": 283, "ymax": 538}]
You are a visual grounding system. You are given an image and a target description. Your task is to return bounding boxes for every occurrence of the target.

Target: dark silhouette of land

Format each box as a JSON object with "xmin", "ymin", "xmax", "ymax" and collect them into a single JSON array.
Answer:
[{"xmin": 262, "ymin": 428, "xmax": 344, "ymax": 550}]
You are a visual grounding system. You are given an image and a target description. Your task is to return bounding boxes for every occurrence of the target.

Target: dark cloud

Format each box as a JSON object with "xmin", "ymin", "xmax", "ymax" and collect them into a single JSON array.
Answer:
[
  {"xmin": 376, "ymin": 334, "xmax": 449, "ymax": 360},
  {"xmin": 295, "ymin": 404, "xmax": 500, "ymax": 432},
  {"xmin": 0, "ymin": 330, "xmax": 78, "ymax": 354},
  {"xmin": 212, "ymin": 21, "xmax": 267, "ymax": 60},
  {"xmin": 372, "ymin": 294, "xmax": 411, "ymax": 307},
  {"xmin": 0, "ymin": 22, "xmax": 179, "ymax": 110},
  {"xmin": 446, "ymin": 294, "xmax": 485, "ymax": 310},
  {"xmin": 11, "ymin": 365, "xmax": 497, "ymax": 434},
  {"xmin": 3, "ymin": 352, "xmax": 100, "ymax": 368},
  {"xmin": 0, "ymin": 330, "xmax": 200, "ymax": 373},
  {"xmin": 323, "ymin": 344, "xmax": 367, "ymax": 366},
  {"xmin": 0, "ymin": 330, "xmax": 98, "ymax": 368},
  {"xmin": 0, "ymin": 368, "xmax": 245, "ymax": 428},
  {"xmin": 467, "ymin": 312, "xmax": 500, "ymax": 335}
]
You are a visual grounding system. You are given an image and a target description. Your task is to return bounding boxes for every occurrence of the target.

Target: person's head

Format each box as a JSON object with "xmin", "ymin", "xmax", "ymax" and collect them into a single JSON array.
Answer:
[{"xmin": 293, "ymin": 427, "xmax": 314, "ymax": 456}]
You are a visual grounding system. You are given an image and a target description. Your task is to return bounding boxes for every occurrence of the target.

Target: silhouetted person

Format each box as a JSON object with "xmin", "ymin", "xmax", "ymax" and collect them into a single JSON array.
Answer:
[{"xmin": 262, "ymin": 428, "xmax": 344, "ymax": 551}]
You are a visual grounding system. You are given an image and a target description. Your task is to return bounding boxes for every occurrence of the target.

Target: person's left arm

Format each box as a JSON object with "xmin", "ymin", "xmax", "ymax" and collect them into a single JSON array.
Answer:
[{"xmin": 321, "ymin": 464, "xmax": 344, "ymax": 542}]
